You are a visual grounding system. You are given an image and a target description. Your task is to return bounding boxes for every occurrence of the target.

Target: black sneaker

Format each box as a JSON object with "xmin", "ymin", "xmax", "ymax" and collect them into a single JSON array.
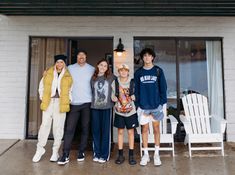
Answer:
[
  {"xmin": 77, "ymin": 152, "xmax": 85, "ymax": 162},
  {"xmin": 129, "ymin": 155, "xmax": 137, "ymax": 165},
  {"xmin": 57, "ymin": 153, "xmax": 69, "ymax": 165},
  {"xmin": 115, "ymin": 155, "xmax": 125, "ymax": 164}
]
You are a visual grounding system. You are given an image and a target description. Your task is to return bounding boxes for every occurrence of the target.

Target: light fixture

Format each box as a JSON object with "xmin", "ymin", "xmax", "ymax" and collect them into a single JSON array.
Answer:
[{"xmin": 114, "ymin": 38, "xmax": 125, "ymax": 56}]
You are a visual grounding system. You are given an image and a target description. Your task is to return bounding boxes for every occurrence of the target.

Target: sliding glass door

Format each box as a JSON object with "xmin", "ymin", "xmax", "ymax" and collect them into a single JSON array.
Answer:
[
  {"xmin": 134, "ymin": 39, "xmax": 177, "ymax": 109},
  {"xmin": 27, "ymin": 37, "xmax": 114, "ymax": 139},
  {"xmin": 134, "ymin": 37, "xmax": 224, "ymax": 141}
]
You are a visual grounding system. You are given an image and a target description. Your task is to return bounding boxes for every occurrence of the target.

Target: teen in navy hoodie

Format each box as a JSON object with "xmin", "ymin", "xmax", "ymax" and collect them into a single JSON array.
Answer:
[{"xmin": 134, "ymin": 48, "xmax": 167, "ymax": 166}]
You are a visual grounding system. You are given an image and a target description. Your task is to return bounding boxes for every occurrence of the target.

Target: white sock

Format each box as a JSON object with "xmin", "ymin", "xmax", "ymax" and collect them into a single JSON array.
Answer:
[
  {"xmin": 143, "ymin": 148, "xmax": 149, "ymax": 156},
  {"xmin": 154, "ymin": 145, "xmax": 160, "ymax": 156}
]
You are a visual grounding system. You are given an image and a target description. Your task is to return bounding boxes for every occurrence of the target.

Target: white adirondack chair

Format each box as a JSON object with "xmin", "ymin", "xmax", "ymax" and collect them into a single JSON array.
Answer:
[
  {"xmin": 180, "ymin": 93, "xmax": 227, "ymax": 157},
  {"xmin": 137, "ymin": 104, "xmax": 178, "ymax": 157}
]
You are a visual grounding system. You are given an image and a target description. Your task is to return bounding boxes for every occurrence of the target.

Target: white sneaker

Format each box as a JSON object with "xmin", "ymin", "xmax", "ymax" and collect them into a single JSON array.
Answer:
[
  {"xmin": 154, "ymin": 155, "xmax": 162, "ymax": 166},
  {"xmin": 93, "ymin": 157, "xmax": 99, "ymax": 162},
  {"xmin": 32, "ymin": 149, "xmax": 46, "ymax": 163},
  {"xmin": 140, "ymin": 154, "xmax": 150, "ymax": 166},
  {"xmin": 98, "ymin": 158, "xmax": 106, "ymax": 163},
  {"xmin": 50, "ymin": 153, "xmax": 59, "ymax": 162}
]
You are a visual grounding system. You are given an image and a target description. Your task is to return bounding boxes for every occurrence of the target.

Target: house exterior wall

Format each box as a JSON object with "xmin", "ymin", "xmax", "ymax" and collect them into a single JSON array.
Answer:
[{"xmin": 0, "ymin": 16, "xmax": 235, "ymax": 141}]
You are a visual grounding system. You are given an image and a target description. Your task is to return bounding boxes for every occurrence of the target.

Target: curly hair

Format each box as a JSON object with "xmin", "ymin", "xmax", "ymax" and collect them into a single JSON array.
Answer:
[
  {"xmin": 92, "ymin": 59, "xmax": 112, "ymax": 80},
  {"xmin": 140, "ymin": 48, "xmax": 156, "ymax": 60}
]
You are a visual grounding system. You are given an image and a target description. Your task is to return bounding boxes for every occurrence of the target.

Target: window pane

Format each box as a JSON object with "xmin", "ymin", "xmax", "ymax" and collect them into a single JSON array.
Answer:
[
  {"xmin": 134, "ymin": 37, "xmax": 224, "ymax": 141},
  {"xmin": 134, "ymin": 39, "xmax": 177, "ymax": 108},
  {"xmin": 178, "ymin": 40, "xmax": 208, "ymax": 96}
]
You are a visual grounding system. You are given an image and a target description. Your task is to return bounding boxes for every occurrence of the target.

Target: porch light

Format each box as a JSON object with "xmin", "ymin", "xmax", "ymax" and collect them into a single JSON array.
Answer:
[{"xmin": 114, "ymin": 38, "xmax": 125, "ymax": 56}]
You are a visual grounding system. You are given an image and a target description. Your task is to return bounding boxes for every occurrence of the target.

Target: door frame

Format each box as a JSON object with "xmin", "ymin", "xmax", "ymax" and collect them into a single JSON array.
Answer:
[{"xmin": 26, "ymin": 36, "xmax": 114, "ymax": 139}]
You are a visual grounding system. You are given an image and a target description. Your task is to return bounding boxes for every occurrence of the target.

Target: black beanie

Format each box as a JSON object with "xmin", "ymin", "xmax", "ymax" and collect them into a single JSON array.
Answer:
[{"xmin": 54, "ymin": 54, "xmax": 67, "ymax": 63}]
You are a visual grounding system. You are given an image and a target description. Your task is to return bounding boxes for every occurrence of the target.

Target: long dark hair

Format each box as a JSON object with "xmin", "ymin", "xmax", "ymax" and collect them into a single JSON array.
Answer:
[{"xmin": 92, "ymin": 59, "xmax": 112, "ymax": 80}]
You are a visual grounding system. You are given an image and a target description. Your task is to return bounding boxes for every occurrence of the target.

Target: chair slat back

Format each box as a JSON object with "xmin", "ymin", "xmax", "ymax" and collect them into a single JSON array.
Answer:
[{"xmin": 182, "ymin": 93, "xmax": 211, "ymax": 134}]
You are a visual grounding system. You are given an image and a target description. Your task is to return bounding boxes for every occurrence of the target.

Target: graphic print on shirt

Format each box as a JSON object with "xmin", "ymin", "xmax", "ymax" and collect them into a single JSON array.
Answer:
[
  {"xmin": 140, "ymin": 75, "xmax": 157, "ymax": 84},
  {"xmin": 116, "ymin": 86, "xmax": 133, "ymax": 113},
  {"xmin": 94, "ymin": 79, "xmax": 109, "ymax": 107}
]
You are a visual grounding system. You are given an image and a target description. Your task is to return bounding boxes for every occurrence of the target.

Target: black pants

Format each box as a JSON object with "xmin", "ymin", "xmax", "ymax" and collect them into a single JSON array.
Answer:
[{"xmin": 63, "ymin": 103, "xmax": 91, "ymax": 155}]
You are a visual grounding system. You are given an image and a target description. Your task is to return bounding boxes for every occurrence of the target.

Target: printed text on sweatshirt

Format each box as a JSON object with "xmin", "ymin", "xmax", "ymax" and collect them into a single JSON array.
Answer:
[{"xmin": 134, "ymin": 66, "xmax": 167, "ymax": 110}]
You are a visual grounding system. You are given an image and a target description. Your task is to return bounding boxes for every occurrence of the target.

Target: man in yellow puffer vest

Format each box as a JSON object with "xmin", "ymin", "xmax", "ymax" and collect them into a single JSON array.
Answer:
[{"xmin": 32, "ymin": 55, "xmax": 73, "ymax": 163}]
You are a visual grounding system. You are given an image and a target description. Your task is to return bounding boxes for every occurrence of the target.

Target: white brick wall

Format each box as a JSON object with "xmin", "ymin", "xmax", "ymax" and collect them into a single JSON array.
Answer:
[{"xmin": 0, "ymin": 15, "xmax": 235, "ymax": 141}]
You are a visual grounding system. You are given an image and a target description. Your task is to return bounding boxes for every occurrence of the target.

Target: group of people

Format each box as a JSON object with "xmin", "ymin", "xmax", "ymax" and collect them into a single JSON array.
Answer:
[{"xmin": 32, "ymin": 48, "xmax": 167, "ymax": 167}]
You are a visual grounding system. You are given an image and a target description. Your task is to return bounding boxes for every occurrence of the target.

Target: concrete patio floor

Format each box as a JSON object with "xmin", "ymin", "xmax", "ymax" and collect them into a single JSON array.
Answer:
[{"xmin": 0, "ymin": 140, "xmax": 234, "ymax": 175}]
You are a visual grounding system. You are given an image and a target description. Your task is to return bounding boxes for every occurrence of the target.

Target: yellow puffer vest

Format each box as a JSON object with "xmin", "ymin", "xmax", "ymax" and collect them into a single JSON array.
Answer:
[{"xmin": 40, "ymin": 66, "xmax": 73, "ymax": 113}]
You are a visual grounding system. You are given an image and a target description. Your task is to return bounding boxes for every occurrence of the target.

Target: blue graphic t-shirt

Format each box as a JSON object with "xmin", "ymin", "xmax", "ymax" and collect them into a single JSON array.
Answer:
[{"xmin": 134, "ymin": 66, "xmax": 167, "ymax": 110}]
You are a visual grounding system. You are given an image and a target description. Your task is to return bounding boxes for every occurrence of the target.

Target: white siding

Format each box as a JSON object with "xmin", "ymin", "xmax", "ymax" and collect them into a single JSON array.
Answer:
[{"xmin": 0, "ymin": 15, "xmax": 235, "ymax": 141}]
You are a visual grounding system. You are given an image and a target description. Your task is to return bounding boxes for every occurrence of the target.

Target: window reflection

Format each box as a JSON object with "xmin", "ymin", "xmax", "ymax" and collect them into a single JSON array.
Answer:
[
  {"xmin": 134, "ymin": 38, "xmax": 224, "ymax": 141},
  {"xmin": 179, "ymin": 40, "xmax": 208, "ymax": 97},
  {"xmin": 134, "ymin": 39, "xmax": 177, "ymax": 109}
]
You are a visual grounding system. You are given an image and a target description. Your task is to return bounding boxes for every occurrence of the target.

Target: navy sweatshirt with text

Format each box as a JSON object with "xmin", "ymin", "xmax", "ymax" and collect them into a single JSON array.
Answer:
[{"xmin": 134, "ymin": 65, "xmax": 167, "ymax": 110}]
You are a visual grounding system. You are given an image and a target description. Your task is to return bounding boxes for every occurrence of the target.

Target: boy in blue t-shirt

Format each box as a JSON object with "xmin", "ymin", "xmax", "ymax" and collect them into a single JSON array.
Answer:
[{"xmin": 134, "ymin": 48, "xmax": 167, "ymax": 166}]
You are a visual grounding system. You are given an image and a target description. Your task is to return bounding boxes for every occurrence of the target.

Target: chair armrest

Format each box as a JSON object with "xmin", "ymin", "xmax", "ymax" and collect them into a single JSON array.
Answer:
[
  {"xmin": 169, "ymin": 115, "xmax": 178, "ymax": 134},
  {"xmin": 211, "ymin": 116, "xmax": 227, "ymax": 134},
  {"xmin": 180, "ymin": 114, "xmax": 192, "ymax": 134}
]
